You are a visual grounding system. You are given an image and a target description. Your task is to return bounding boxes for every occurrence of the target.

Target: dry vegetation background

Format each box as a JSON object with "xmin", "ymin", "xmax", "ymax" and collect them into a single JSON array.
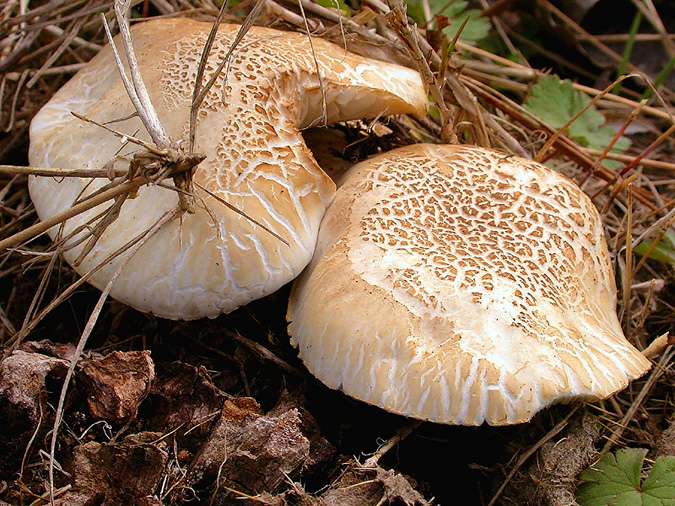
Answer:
[{"xmin": 0, "ymin": 0, "xmax": 673, "ymax": 504}]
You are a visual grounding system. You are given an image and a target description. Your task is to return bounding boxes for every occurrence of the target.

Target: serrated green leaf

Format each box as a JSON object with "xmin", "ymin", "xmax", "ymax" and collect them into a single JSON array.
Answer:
[
  {"xmin": 576, "ymin": 449, "xmax": 675, "ymax": 506},
  {"xmin": 642, "ymin": 456, "xmax": 675, "ymax": 504},
  {"xmin": 524, "ymin": 76, "xmax": 631, "ymax": 165},
  {"xmin": 443, "ymin": 9, "xmax": 491, "ymax": 44}
]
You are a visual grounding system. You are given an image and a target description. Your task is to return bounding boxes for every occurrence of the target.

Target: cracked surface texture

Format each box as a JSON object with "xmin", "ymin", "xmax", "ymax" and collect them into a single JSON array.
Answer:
[
  {"xmin": 287, "ymin": 144, "xmax": 650, "ymax": 425},
  {"xmin": 28, "ymin": 18, "xmax": 426, "ymax": 319}
]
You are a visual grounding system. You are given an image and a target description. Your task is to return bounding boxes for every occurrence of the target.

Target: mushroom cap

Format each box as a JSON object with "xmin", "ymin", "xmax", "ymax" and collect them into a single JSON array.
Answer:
[
  {"xmin": 28, "ymin": 18, "xmax": 427, "ymax": 320},
  {"xmin": 286, "ymin": 144, "xmax": 651, "ymax": 425}
]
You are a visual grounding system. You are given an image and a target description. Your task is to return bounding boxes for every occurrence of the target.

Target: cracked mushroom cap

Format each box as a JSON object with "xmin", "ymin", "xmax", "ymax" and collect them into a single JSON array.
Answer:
[
  {"xmin": 28, "ymin": 18, "xmax": 427, "ymax": 320},
  {"xmin": 286, "ymin": 144, "xmax": 651, "ymax": 425}
]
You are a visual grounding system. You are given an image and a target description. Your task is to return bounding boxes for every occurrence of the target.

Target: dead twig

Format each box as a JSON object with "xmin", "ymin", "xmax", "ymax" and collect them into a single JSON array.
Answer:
[
  {"xmin": 487, "ymin": 405, "xmax": 581, "ymax": 506},
  {"xmin": 385, "ymin": 0, "xmax": 457, "ymax": 143},
  {"xmin": 0, "ymin": 164, "xmax": 128, "ymax": 179},
  {"xmin": 601, "ymin": 348, "xmax": 674, "ymax": 454},
  {"xmin": 104, "ymin": 1, "xmax": 170, "ymax": 149},
  {"xmin": 47, "ymin": 208, "xmax": 178, "ymax": 504},
  {"xmin": 363, "ymin": 421, "xmax": 422, "ymax": 467}
]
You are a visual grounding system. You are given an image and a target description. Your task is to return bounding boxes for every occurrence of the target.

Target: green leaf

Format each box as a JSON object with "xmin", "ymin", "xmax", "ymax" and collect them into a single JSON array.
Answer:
[
  {"xmin": 314, "ymin": 0, "xmax": 351, "ymax": 16},
  {"xmin": 444, "ymin": 9, "xmax": 491, "ymax": 44},
  {"xmin": 406, "ymin": 0, "xmax": 490, "ymax": 44},
  {"xmin": 576, "ymin": 449, "xmax": 675, "ymax": 506},
  {"xmin": 635, "ymin": 230, "xmax": 675, "ymax": 266},
  {"xmin": 524, "ymin": 76, "xmax": 631, "ymax": 166},
  {"xmin": 642, "ymin": 457, "xmax": 675, "ymax": 504}
]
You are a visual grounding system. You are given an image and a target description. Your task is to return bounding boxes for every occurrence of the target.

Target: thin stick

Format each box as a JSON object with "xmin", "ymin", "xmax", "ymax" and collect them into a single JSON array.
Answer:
[
  {"xmin": 196, "ymin": 0, "xmax": 267, "ymax": 113},
  {"xmin": 601, "ymin": 348, "xmax": 673, "ymax": 454},
  {"xmin": 0, "ymin": 177, "xmax": 146, "ymax": 252},
  {"xmin": 478, "ymin": 0, "xmax": 527, "ymax": 66},
  {"xmin": 5, "ymin": 212, "xmax": 175, "ymax": 352},
  {"xmin": 455, "ymin": 41, "xmax": 674, "ymax": 124},
  {"xmin": 3, "ymin": 63, "xmax": 87, "ymax": 81},
  {"xmin": 43, "ymin": 24, "xmax": 102, "ymax": 51},
  {"xmin": 621, "ymin": 187, "xmax": 633, "ymax": 331},
  {"xmin": 194, "ymin": 181, "xmax": 289, "ymax": 245},
  {"xmin": 619, "ymin": 123, "xmax": 675, "ymax": 177},
  {"xmin": 462, "ymin": 75, "xmax": 656, "ymax": 207},
  {"xmin": 480, "ymin": 0, "xmax": 517, "ymax": 17},
  {"xmin": 217, "ymin": 330, "xmax": 302, "ymax": 376},
  {"xmin": 189, "ymin": 0, "xmax": 229, "ymax": 153},
  {"xmin": 71, "ymin": 108, "xmax": 166, "ymax": 156},
  {"xmin": 630, "ymin": 206, "xmax": 675, "ymax": 251},
  {"xmin": 0, "ymin": 164, "xmax": 128, "ymax": 179},
  {"xmin": 3, "ymin": 69, "xmax": 28, "ymax": 133},
  {"xmin": 487, "ymin": 405, "xmax": 580, "ymax": 506},
  {"xmin": 297, "ymin": 0, "xmax": 328, "ymax": 126},
  {"xmin": 114, "ymin": 0, "xmax": 170, "ymax": 147},
  {"xmin": 642, "ymin": 333, "xmax": 671, "ymax": 360},
  {"xmin": 629, "ymin": 0, "xmax": 674, "ymax": 59},
  {"xmin": 386, "ymin": 0, "xmax": 458, "ymax": 143},
  {"xmin": 537, "ymin": 0, "xmax": 648, "ymax": 84},
  {"xmin": 363, "ymin": 421, "xmax": 422, "ymax": 467},
  {"xmin": 534, "ymin": 74, "xmax": 637, "ymax": 162},
  {"xmin": 101, "ymin": 3, "xmax": 170, "ymax": 149},
  {"xmin": 47, "ymin": 209, "xmax": 177, "ymax": 504},
  {"xmin": 26, "ymin": 17, "xmax": 86, "ymax": 88}
]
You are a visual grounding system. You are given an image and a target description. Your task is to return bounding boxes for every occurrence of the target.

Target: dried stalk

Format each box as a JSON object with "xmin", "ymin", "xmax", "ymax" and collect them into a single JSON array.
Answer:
[
  {"xmin": 0, "ymin": 178, "xmax": 146, "ymax": 252},
  {"xmin": 0, "ymin": 164, "xmax": 128, "ymax": 179},
  {"xmin": 386, "ymin": 0, "xmax": 457, "ymax": 143},
  {"xmin": 189, "ymin": 0, "xmax": 229, "ymax": 153},
  {"xmin": 102, "ymin": 3, "xmax": 171, "ymax": 149},
  {"xmin": 487, "ymin": 405, "xmax": 581, "ymax": 506},
  {"xmin": 534, "ymin": 74, "xmax": 638, "ymax": 162},
  {"xmin": 47, "ymin": 208, "xmax": 178, "ymax": 504}
]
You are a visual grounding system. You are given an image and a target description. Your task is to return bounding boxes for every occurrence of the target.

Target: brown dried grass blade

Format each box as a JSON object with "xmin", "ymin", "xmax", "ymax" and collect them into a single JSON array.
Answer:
[
  {"xmin": 193, "ymin": 181, "xmax": 289, "ymax": 246},
  {"xmin": 189, "ymin": 0, "xmax": 230, "ymax": 153}
]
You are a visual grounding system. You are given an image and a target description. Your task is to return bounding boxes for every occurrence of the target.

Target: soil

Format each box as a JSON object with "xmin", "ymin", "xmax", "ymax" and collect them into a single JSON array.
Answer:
[{"xmin": 3, "ymin": 283, "xmax": 655, "ymax": 505}]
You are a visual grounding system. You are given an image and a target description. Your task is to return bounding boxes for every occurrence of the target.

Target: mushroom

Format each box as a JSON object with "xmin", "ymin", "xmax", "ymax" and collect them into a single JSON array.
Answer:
[
  {"xmin": 28, "ymin": 18, "xmax": 426, "ymax": 320},
  {"xmin": 287, "ymin": 144, "xmax": 651, "ymax": 425}
]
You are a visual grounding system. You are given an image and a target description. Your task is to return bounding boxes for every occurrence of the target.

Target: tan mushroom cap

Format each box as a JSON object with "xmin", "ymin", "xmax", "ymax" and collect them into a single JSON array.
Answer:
[
  {"xmin": 287, "ymin": 144, "xmax": 651, "ymax": 425},
  {"xmin": 28, "ymin": 18, "xmax": 427, "ymax": 320}
]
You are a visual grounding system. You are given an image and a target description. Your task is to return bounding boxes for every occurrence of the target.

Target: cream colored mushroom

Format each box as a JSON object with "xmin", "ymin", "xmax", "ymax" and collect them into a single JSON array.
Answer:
[
  {"xmin": 28, "ymin": 18, "xmax": 426, "ymax": 320},
  {"xmin": 287, "ymin": 144, "xmax": 651, "ymax": 425}
]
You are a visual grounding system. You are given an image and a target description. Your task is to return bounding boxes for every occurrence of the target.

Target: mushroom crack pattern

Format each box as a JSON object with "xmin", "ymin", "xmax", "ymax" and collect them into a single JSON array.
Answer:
[
  {"xmin": 288, "ymin": 145, "xmax": 651, "ymax": 424},
  {"xmin": 28, "ymin": 19, "xmax": 427, "ymax": 320},
  {"xmin": 351, "ymin": 147, "xmax": 645, "ymax": 397},
  {"xmin": 161, "ymin": 31, "xmax": 321, "ymax": 223},
  {"xmin": 357, "ymin": 148, "xmax": 603, "ymax": 317}
]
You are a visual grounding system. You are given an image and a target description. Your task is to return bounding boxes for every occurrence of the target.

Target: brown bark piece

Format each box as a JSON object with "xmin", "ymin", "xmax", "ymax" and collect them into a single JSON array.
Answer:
[
  {"xmin": 0, "ymin": 350, "xmax": 67, "ymax": 475},
  {"xmin": 79, "ymin": 350, "xmax": 155, "ymax": 423},
  {"xmin": 56, "ymin": 432, "xmax": 167, "ymax": 506},
  {"xmin": 21, "ymin": 339, "xmax": 78, "ymax": 361},
  {"xmin": 270, "ymin": 389, "xmax": 336, "ymax": 474},
  {"xmin": 188, "ymin": 397, "xmax": 310, "ymax": 501},
  {"xmin": 142, "ymin": 362, "xmax": 226, "ymax": 446},
  {"xmin": 321, "ymin": 465, "xmax": 428, "ymax": 506}
]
